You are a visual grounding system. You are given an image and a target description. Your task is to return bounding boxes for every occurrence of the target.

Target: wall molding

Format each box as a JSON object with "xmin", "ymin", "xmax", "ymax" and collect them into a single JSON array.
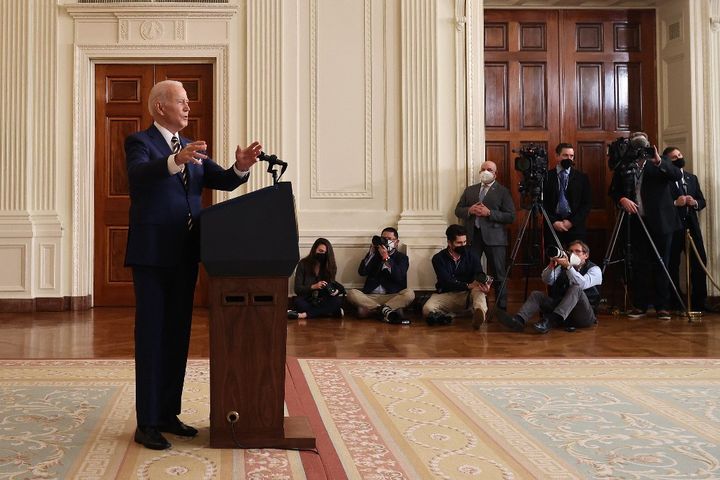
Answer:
[{"xmin": 64, "ymin": 3, "xmax": 237, "ymax": 303}]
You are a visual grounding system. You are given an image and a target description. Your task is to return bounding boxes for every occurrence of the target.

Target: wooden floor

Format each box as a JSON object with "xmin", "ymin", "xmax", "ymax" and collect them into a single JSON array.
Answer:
[{"xmin": 0, "ymin": 305, "xmax": 718, "ymax": 359}]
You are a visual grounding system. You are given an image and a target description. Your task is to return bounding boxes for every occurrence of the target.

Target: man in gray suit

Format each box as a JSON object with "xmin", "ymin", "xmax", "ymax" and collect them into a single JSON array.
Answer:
[{"xmin": 455, "ymin": 161, "xmax": 516, "ymax": 309}]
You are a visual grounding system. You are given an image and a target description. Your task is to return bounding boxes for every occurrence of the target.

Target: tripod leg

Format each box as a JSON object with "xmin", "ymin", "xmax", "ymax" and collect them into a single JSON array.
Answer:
[
  {"xmin": 634, "ymin": 215, "xmax": 690, "ymax": 321},
  {"xmin": 485, "ymin": 207, "xmax": 534, "ymax": 324},
  {"xmin": 602, "ymin": 210, "xmax": 625, "ymax": 274}
]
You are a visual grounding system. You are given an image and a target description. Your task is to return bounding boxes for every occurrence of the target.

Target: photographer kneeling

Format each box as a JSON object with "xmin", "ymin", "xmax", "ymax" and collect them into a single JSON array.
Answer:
[
  {"xmin": 498, "ymin": 240, "xmax": 601, "ymax": 333},
  {"xmin": 347, "ymin": 227, "xmax": 415, "ymax": 324}
]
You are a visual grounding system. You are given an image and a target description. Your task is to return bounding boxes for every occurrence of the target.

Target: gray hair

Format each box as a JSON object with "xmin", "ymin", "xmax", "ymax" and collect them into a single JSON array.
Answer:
[{"xmin": 148, "ymin": 80, "xmax": 184, "ymax": 116}]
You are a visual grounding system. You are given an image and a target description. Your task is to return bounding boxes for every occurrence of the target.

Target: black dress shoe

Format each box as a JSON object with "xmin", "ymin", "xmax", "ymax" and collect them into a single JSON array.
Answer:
[
  {"xmin": 496, "ymin": 311, "xmax": 525, "ymax": 332},
  {"xmin": 135, "ymin": 426, "xmax": 171, "ymax": 450},
  {"xmin": 158, "ymin": 417, "xmax": 199, "ymax": 437},
  {"xmin": 533, "ymin": 315, "xmax": 553, "ymax": 334}
]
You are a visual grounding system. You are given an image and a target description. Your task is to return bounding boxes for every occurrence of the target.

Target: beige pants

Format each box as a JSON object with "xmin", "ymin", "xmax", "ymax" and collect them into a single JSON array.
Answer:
[
  {"xmin": 346, "ymin": 288, "xmax": 415, "ymax": 312},
  {"xmin": 422, "ymin": 290, "xmax": 488, "ymax": 317}
]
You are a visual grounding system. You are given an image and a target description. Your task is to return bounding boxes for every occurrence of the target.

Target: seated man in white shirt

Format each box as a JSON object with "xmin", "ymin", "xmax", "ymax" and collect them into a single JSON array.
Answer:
[{"xmin": 498, "ymin": 240, "xmax": 602, "ymax": 334}]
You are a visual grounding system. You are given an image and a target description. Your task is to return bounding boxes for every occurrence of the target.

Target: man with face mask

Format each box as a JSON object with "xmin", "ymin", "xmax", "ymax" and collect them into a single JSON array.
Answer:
[
  {"xmin": 423, "ymin": 224, "xmax": 491, "ymax": 327},
  {"xmin": 455, "ymin": 161, "xmax": 515, "ymax": 310},
  {"xmin": 664, "ymin": 147, "xmax": 708, "ymax": 312},
  {"xmin": 543, "ymin": 143, "xmax": 592, "ymax": 246},
  {"xmin": 608, "ymin": 132, "xmax": 682, "ymax": 320},
  {"xmin": 347, "ymin": 227, "xmax": 415, "ymax": 324},
  {"xmin": 498, "ymin": 240, "xmax": 601, "ymax": 333}
]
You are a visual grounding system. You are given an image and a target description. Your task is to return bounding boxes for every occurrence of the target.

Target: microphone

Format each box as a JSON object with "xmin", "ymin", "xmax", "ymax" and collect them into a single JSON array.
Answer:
[{"xmin": 257, "ymin": 151, "xmax": 287, "ymax": 167}]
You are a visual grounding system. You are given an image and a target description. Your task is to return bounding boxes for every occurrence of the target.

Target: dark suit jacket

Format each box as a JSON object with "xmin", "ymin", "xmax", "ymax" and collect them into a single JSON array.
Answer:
[
  {"xmin": 543, "ymin": 168, "xmax": 592, "ymax": 236},
  {"xmin": 669, "ymin": 170, "xmax": 706, "ymax": 233},
  {"xmin": 609, "ymin": 157, "xmax": 683, "ymax": 236},
  {"xmin": 455, "ymin": 182, "xmax": 516, "ymax": 246},
  {"xmin": 124, "ymin": 125, "xmax": 247, "ymax": 267},
  {"xmin": 357, "ymin": 250, "xmax": 409, "ymax": 294}
]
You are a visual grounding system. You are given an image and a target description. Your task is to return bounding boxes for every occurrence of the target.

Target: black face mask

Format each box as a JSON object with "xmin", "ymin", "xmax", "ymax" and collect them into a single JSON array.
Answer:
[
  {"xmin": 672, "ymin": 158, "xmax": 686, "ymax": 169},
  {"xmin": 314, "ymin": 253, "xmax": 327, "ymax": 262},
  {"xmin": 560, "ymin": 159, "xmax": 573, "ymax": 170},
  {"xmin": 453, "ymin": 245, "xmax": 466, "ymax": 256}
]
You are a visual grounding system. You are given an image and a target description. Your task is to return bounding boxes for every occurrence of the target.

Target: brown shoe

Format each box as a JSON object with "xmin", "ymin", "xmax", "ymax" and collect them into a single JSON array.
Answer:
[{"xmin": 472, "ymin": 308, "xmax": 486, "ymax": 330}]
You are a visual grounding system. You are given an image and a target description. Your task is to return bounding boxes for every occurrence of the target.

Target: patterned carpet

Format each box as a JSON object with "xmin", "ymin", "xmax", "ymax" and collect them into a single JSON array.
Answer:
[
  {"xmin": 1, "ymin": 359, "xmax": 719, "ymax": 479},
  {"xmin": 0, "ymin": 360, "xmax": 319, "ymax": 480},
  {"xmin": 294, "ymin": 358, "xmax": 720, "ymax": 479}
]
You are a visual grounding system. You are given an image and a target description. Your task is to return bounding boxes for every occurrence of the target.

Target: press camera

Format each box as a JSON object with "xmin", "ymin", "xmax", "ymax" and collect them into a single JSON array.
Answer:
[{"xmin": 514, "ymin": 144, "xmax": 548, "ymax": 202}]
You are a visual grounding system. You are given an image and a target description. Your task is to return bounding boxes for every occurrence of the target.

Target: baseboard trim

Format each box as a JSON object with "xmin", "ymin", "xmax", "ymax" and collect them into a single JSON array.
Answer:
[{"xmin": 0, "ymin": 296, "xmax": 92, "ymax": 312}]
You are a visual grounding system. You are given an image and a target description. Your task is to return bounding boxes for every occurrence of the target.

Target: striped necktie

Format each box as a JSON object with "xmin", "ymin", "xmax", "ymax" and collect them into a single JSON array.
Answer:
[
  {"xmin": 171, "ymin": 136, "xmax": 193, "ymax": 230},
  {"xmin": 171, "ymin": 136, "xmax": 189, "ymax": 191}
]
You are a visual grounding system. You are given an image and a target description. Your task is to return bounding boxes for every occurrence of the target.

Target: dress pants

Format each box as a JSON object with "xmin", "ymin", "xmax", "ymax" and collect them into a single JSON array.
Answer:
[
  {"xmin": 346, "ymin": 288, "xmax": 415, "ymax": 312},
  {"xmin": 669, "ymin": 225, "xmax": 708, "ymax": 310},
  {"xmin": 626, "ymin": 216, "xmax": 674, "ymax": 311},
  {"xmin": 293, "ymin": 295, "xmax": 344, "ymax": 318},
  {"xmin": 516, "ymin": 285, "xmax": 596, "ymax": 328},
  {"xmin": 132, "ymin": 261, "xmax": 198, "ymax": 427},
  {"xmin": 422, "ymin": 290, "xmax": 488, "ymax": 317},
  {"xmin": 472, "ymin": 228, "xmax": 507, "ymax": 309}
]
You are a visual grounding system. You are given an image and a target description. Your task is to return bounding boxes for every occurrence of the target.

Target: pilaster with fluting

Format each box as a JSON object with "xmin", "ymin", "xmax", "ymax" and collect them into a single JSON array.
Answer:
[
  {"xmin": 398, "ymin": 0, "xmax": 446, "ymax": 235},
  {"xmin": 246, "ymin": 0, "xmax": 283, "ymax": 192},
  {"xmin": 700, "ymin": 0, "xmax": 720, "ymax": 294}
]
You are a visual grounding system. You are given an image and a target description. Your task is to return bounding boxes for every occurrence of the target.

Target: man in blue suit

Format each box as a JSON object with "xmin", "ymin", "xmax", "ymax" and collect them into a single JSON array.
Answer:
[{"xmin": 125, "ymin": 80, "xmax": 262, "ymax": 450}]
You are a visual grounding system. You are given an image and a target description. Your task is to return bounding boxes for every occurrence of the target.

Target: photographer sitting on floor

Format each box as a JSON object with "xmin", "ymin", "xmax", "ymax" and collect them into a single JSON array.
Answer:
[
  {"xmin": 346, "ymin": 227, "xmax": 415, "ymax": 324},
  {"xmin": 422, "ymin": 224, "xmax": 491, "ymax": 327},
  {"xmin": 498, "ymin": 240, "xmax": 601, "ymax": 334}
]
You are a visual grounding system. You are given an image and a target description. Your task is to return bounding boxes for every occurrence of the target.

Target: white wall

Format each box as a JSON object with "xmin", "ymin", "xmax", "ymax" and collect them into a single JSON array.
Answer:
[{"xmin": 1, "ymin": 0, "xmax": 718, "ymax": 305}]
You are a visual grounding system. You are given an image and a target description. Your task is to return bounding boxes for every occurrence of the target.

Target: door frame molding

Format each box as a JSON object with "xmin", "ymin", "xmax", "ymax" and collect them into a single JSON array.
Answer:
[{"xmin": 71, "ymin": 44, "xmax": 229, "ymax": 304}]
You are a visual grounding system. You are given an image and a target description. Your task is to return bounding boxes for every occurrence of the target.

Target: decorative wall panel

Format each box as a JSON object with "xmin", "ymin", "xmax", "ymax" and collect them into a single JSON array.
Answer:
[
  {"xmin": 520, "ymin": 63, "xmax": 547, "ymax": 129},
  {"xmin": 576, "ymin": 63, "xmax": 603, "ymax": 130},
  {"xmin": 484, "ymin": 63, "xmax": 509, "ymax": 129}
]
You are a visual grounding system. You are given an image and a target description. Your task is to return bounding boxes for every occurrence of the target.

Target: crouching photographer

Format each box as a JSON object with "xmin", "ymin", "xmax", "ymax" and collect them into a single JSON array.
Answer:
[
  {"xmin": 346, "ymin": 227, "xmax": 415, "ymax": 324},
  {"xmin": 288, "ymin": 238, "xmax": 346, "ymax": 320},
  {"xmin": 498, "ymin": 240, "xmax": 601, "ymax": 333}
]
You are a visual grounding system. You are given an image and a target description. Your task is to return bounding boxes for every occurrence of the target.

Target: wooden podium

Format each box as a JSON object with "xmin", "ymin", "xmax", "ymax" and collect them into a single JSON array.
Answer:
[{"xmin": 201, "ymin": 182, "xmax": 315, "ymax": 449}]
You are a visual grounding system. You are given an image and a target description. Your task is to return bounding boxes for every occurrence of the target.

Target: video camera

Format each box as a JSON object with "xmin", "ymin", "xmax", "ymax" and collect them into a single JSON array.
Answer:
[
  {"xmin": 514, "ymin": 143, "xmax": 548, "ymax": 202},
  {"xmin": 607, "ymin": 134, "xmax": 654, "ymax": 198}
]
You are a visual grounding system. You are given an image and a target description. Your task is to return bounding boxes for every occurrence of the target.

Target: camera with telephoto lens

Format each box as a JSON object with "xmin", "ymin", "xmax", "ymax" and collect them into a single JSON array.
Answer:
[
  {"xmin": 475, "ymin": 272, "xmax": 494, "ymax": 286},
  {"xmin": 514, "ymin": 143, "xmax": 548, "ymax": 203},
  {"xmin": 372, "ymin": 235, "xmax": 390, "ymax": 249},
  {"xmin": 545, "ymin": 245, "xmax": 567, "ymax": 260}
]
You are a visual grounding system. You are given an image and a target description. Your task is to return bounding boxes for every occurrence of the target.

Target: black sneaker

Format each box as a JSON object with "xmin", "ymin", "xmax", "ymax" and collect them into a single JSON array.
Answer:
[{"xmin": 626, "ymin": 308, "xmax": 647, "ymax": 319}]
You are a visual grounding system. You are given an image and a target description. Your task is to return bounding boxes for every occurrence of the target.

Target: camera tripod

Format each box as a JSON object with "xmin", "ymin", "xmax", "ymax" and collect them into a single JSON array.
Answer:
[
  {"xmin": 486, "ymin": 197, "xmax": 563, "ymax": 324},
  {"xmin": 602, "ymin": 208, "xmax": 693, "ymax": 322}
]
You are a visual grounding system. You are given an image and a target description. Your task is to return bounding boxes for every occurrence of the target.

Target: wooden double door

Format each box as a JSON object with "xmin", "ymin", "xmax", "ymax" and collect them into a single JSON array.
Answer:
[
  {"xmin": 93, "ymin": 64, "xmax": 213, "ymax": 306},
  {"xmin": 484, "ymin": 9, "xmax": 657, "ymax": 260}
]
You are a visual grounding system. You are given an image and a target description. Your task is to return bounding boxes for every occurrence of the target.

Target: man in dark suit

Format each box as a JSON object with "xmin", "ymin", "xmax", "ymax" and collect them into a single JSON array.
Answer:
[
  {"xmin": 125, "ymin": 80, "xmax": 262, "ymax": 450},
  {"xmin": 455, "ymin": 161, "xmax": 515, "ymax": 309},
  {"xmin": 664, "ymin": 147, "xmax": 708, "ymax": 312},
  {"xmin": 346, "ymin": 227, "xmax": 414, "ymax": 324},
  {"xmin": 543, "ymin": 143, "xmax": 592, "ymax": 247},
  {"xmin": 609, "ymin": 132, "xmax": 682, "ymax": 320}
]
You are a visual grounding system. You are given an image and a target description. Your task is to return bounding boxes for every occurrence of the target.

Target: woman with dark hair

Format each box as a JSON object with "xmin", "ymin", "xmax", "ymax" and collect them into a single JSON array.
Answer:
[{"xmin": 288, "ymin": 238, "xmax": 345, "ymax": 319}]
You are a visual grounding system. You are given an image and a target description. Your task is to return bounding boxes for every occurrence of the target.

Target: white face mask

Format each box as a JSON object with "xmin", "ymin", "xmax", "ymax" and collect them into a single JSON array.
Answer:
[
  {"xmin": 479, "ymin": 170, "xmax": 495, "ymax": 185},
  {"xmin": 385, "ymin": 239, "xmax": 396, "ymax": 252},
  {"xmin": 569, "ymin": 252, "xmax": 582, "ymax": 267}
]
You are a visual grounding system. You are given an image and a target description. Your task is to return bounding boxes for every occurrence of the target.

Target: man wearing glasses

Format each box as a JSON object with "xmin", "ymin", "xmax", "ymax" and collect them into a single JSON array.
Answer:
[{"xmin": 498, "ymin": 240, "xmax": 602, "ymax": 334}]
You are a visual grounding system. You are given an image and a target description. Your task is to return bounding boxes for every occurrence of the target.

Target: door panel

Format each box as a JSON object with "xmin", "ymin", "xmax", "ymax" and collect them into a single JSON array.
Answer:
[
  {"xmin": 484, "ymin": 9, "xmax": 656, "ymax": 275},
  {"xmin": 94, "ymin": 64, "xmax": 214, "ymax": 307}
]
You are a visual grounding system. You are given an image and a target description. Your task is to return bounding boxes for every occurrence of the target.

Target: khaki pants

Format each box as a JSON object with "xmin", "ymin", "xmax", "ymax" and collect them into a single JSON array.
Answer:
[
  {"xmin": 422, "ymin": 290, "xmax": 487, "ymax": 318},
  {"xmin": 346, "ymin": 288, "xmax": 415, "ymax": 312}
]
